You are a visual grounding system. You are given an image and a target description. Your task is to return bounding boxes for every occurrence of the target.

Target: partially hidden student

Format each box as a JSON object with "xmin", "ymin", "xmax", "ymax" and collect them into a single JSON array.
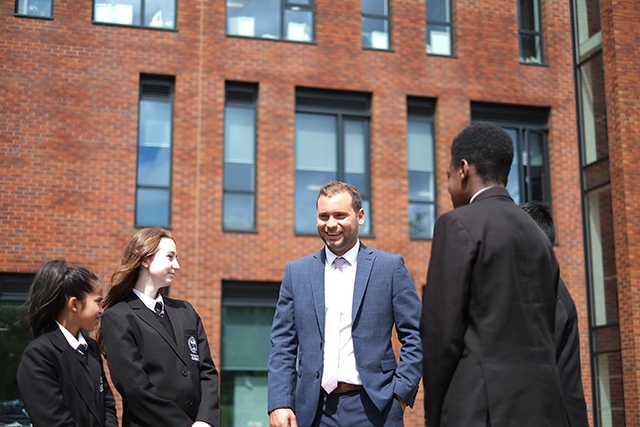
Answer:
[
  {"xmin": 98, "ymin": 227, "xmax": 219, "ymax": 427},
  {"xmin": 17, "ymin": 259, "xmax": 118, "ymax": 427}
]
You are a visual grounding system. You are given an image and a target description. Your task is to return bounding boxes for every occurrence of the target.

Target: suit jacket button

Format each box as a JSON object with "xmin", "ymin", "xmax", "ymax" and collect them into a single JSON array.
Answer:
[
  {"xmin": 315, "ymin": 371, "xmax": 320, "ymax": 378},
  {"xmin": 182, "ymin": 370, "xmax": 189, "ymax": 376},
  {"xmin": 186, "ymin": 399, "xmax": 194, "ymax": 406}
]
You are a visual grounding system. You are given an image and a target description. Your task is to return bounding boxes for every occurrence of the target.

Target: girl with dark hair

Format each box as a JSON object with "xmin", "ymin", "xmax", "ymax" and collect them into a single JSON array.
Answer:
[
  {"xmin": 99, "ymin": 227, "xmax": 219, "ymax": 427},
  {"xmin": 16, "ymin": 260, "xmax": 118, "ymax": 427}
]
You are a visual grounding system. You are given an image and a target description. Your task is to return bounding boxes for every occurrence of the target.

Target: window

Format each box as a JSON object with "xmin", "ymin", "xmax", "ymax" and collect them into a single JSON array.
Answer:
[
  {"xmin": 93, "ymin": 0, "xmax": 176, "ymax": 29},
  {"xmin": 220, "ymin": 281, "xmax": 280, "ymax": 427},
  {"xmin": 518, "ymin": 0, "xmax": 543, "ymax": 64},
  {"xmin": 224, "ymin": 82, "xmax": 257, "ymax": 232},
  {"xmin": 426, "ymin": 0, "xmax": 452, "ymax": 55},
  {"xmin": 136, "ymin": 75, "xmax": 174, "ymax": 228},
  {"xmin": 361, "ymin": 0, "xmax": 389, "ymax": 50},
  {"xmin": 407, "ymin": 97, "xmax": 436, "ymax": 239},
  {"xmin": 294, "ymin": 88, "xmax": 371, "ymax": 235},
  {"xmin": 15, "ymin": 0, "xmax": 53, "ymax": 18},
  {"xmin": 0, "ymin": 273, "xmax": 33, "ymax": 427},
  {"xmin": 471, "ymin": 102, "xmax": 550, "ymax": 206},
  {"xmin": 226, "ymin": 0, "xmax": 313, "ymax": 42}
]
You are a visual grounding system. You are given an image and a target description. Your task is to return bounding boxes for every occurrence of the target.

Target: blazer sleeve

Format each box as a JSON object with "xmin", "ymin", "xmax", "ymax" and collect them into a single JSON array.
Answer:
[
  {"xmin": 421, "ymin": 213, "xmax": 475, "ymax": 427},
  {"xmin": 100, "ymin": 308, "xmax": 195, "ymax": 426},
  {"xmin": 190, "ymin": 303, "xmax": 221, "ymax": 427},
  {"xmin": 17, "ymin": 340, "xmax": 80, "ymax": 427},
  {"xmin": 390, "ymin": 255, "xmax": 423, "ymax": 407},
  {"xmin": 267, "ymin": 262, "xmax": 299, "ymax": 413}
]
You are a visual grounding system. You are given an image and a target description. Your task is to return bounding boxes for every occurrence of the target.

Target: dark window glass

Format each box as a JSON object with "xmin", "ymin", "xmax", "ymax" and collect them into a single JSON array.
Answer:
[
  {"xmin": 135, "ymin": 76, "xmax": 174, "ymax": 228},
  {"xmin": 518, "ymin": 0, "xmax": 543, "ymax": 64}
]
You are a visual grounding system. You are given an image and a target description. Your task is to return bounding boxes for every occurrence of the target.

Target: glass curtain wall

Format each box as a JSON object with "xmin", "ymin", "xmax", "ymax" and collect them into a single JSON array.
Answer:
[{"xmin": 573, "ymin": 0, "xmax": 625, "ymax": 424}]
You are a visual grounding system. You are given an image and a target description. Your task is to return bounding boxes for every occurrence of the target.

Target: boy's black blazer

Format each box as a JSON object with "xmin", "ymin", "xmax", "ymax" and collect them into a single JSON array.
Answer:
[
  {"xmin": 101, "ymin": 292, "xmax": 220, "ymax": 427},
  {"xmin": 17, "ymin": 323, "xmax": 118, "ymax": 427}
]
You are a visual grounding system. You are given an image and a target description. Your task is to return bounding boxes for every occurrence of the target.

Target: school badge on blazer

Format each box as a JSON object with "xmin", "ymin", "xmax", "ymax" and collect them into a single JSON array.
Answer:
[{"xmin": 188, "ymin": 336, "xmax": 199, "ymax": 361}]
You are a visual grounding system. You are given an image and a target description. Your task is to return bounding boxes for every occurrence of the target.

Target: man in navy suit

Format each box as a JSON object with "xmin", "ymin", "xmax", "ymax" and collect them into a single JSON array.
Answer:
[{"xmin": 268, "ymin": 181, "xmax": 422, "ymax": 427}]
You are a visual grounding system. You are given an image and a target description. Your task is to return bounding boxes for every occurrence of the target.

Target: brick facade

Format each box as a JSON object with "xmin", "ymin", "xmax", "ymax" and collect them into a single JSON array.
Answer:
[{"xmin": 0, "ymin": 0, "xmax": 613, "ymax": 424}]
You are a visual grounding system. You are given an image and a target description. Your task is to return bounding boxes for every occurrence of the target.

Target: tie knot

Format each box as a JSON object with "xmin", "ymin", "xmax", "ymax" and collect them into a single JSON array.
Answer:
[
  {"xmin": 77, "ymin": 343, "xmax": 88, "ymax": 354},
  {"xmin": 154, "ymin": 301, "xmax": 164, "ymax": 317},
  {"xmin": 333, "ymin": 257, "xmax": 347, "ymax": 271}
]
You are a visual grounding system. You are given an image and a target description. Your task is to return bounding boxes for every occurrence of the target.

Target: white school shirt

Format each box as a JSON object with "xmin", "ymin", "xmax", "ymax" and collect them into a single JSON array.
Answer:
[{"xmin": 56, "ymin": 320, "xmax": 88, "ymax": 352}]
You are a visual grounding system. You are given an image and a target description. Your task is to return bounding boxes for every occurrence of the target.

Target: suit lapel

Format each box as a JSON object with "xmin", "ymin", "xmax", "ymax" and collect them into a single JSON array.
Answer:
[
  {"xmin": 352, "ymin": 244, "xmax": 374, "ymax": 319},
  {"xmin": 127, "ymin": 293, "xmax": 183, "ymax": 360},
  {"xmin": 47, "ymin": 328, "xmax": 102, "ymax": 424},
  {"xmin": 164, "ymin": 298, "xmax": 186, "ymax": 360},
  {"xmin": 311, "ymin": 249, "xmax": 327, "ymax": 339}
]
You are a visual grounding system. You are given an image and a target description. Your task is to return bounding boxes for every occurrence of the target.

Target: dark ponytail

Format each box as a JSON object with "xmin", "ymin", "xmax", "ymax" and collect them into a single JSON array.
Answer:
[{"xmin": 24, "ymin": 260, "xmax": 97, "ymax": 337}]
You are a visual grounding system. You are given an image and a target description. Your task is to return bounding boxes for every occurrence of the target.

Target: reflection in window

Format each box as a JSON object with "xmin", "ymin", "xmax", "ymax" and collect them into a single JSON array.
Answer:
[
  {"xmin": 93, "ymin": 0, "xmax": 176, "ymax": 29},
  {"xmin": 295, "ymin": 88, "xmax": 371, "ymax": 235},
  {"xmin": 361, "ymin": 0, "xmax": 389, "ymax": 50},
  {"xmin": 15, "ymin": 0, "xmax": 53, "ymax": 17},
  {"xmin": 0, "ymin": 273, "xmax": 32, "ymax": 426},
  {"xmin": 518, "ymin": 0, "xmax": 543, "ymax": 64},
  {"xmin": 226, "ymin": 0, "xmax": 313, "ymax": 42},
  {"xmin": 136, "ymin": 75, "xmax": 174, "ymax": 228},
  {"xmin": 471, "ymin": 103, "xmax": 550, "ymax": 207},
  {"xmin": 426, "ymin": 0, "xmax": 452, "ymax": 55},
  {"xmin": 407, "ymin": 97, "xmax": 436, "ymax": 239},
  {"xmin": 224, "ymin": 82, "xmax": 257, "ymax": 232},
  {"xmin": 220, "ymin": 282, "xmax": 279, "ymax": 427},
  {"xmin": 579, "ymin": 52, "xmax": 608, "ymax": 164}
]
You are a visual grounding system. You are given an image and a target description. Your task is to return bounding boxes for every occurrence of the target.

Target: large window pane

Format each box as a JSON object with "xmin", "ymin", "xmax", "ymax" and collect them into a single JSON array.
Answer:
[
  {"xmin": 579, "ymin": 53, "xmax": 608, "ymax": 164},
  {"xmin": 362, "ymin": 0, "xmax": 389, "ymax": 50},
  {"xmin": 224, "ymin": 84, "xmax": 257, "ymax": 231},
  {"xmin": 136, "ymin": 77, "xmax": 173, "ymax": 228},
  {"xmin": 15, "ymin": 0, "xmax": 53, "ymax": 17},
  {"xmin": 226, "ymin": 0, "xmax": 313, "ymax": 42},
  {"xmin": 136, "ymin": 188, "xmax": 170, "ymax": 226},
  {"xmin": 426, "ymin": 0, "xmax": 452, "ymax": 55},
  {"xmin": 518, "ymin": 0, "xmax": 543, "ymax": 64},
  {"xmin": 93, "ymin": 0, "xmax": 175, "ymax": 28}
]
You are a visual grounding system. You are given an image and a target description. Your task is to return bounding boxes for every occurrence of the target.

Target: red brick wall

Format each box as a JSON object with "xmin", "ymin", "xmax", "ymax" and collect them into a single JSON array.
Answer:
[
  {"xmin": 600, "ymin": 0, "xmax": 640, "ymax": 425},
  {"xmin": 0, "ymin": 0, "xmax": 593, "ymax": 424}
]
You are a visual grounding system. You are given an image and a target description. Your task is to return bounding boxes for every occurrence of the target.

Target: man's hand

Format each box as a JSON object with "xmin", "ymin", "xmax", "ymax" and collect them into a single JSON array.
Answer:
[{"xmin": 270, "ymin": 407, "xmax": 298, "ymax": 427}]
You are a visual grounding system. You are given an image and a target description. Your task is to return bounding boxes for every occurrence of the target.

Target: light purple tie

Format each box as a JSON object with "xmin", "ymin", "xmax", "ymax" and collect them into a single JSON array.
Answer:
[{"xmin": 321, "ymin": 257, "xmax": 347, "ymax": 393}]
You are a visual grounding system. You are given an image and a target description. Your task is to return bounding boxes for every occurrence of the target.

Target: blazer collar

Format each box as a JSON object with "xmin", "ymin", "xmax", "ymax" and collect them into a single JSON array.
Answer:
[{"xmin": 472, "ymin": 186, "xmax": 512, "ymax": 203}]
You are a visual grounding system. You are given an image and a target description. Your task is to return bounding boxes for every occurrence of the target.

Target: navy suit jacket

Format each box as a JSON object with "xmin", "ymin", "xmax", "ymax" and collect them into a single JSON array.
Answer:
[
  {"xmin": 101, "ymin": 292, "xmax": 219, "ymax": 427},
  {"xmin": 268, "ymin": 243, "xmax": 422, "ymax": 427},
  {"xmin": 17, "ymin": 323, "xmax": 118, "ymax": 427}
]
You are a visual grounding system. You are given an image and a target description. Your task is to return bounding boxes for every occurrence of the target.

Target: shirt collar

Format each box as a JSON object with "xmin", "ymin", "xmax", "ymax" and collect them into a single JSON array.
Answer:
[
  {"xmin": 469, "ymin": 186, "xmax": 495, "ymax": 204},
  {"xmin": 325, "ymin": 240, "xmax": 360, "ymax": 267},
  {"xmin": 132, "ymin": 288, "xmax": 164, "ymax": 312},
  {"xmin": 56, "ymin": 320, "xmax": 88, "ymax": 351}
]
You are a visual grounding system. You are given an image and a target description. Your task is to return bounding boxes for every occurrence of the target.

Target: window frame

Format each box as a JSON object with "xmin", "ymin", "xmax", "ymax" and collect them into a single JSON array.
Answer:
[
  {"xmin": 517, "ymin": 0, "xmax": 545, "ymax": 64},
  {"xmin": 226, "ymin": 0, "xmax": 314, "ymax": 43},
  {"xmin": 135, "ymin": 75, "xmax": 175, "ymax": 228},
  {"xmin": 407, "ymin": 96, "xmax": 437, "ymax": 240},
  {"xmin": 471, "ymin": 102, "xmax": 551, "ymax": 208},
  {"xmin": 361, "ymin": 0, "xmax": 391, "ymax": 50},
  {"xmin": 294, "ymin": 87, "xmax": 372, "ymax": 236},
  {"xmin": 14, "ymin": 0, "xmax": 54, "ymax": 19},
  {"xmin": 426, "ymin": 0, "xmax": 453, "ymax": 56},
  {"xmin": 92, "ymin": 0, "xmax": 177, "ymax": 30},
  {"xmin": 223, "ymin": 82, "xmax": 258, "ymax": 233}
]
